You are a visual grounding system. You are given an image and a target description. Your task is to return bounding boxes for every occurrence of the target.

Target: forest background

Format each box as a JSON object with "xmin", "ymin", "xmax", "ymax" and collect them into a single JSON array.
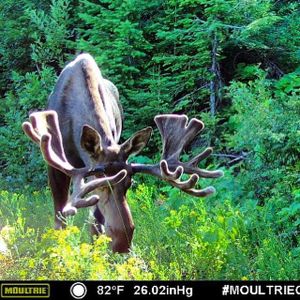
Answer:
[{"xmin": 0, "ymin": 0, "xmax": 299, "ymax": 280}]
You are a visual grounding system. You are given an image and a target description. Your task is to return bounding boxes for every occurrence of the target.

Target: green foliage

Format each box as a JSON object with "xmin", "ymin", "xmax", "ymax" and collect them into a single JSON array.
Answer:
[
  {"xmin": 0, "ymin": 68, "xmax": 56, "ymax": 188},
  {"xmin": 1, "ymin": 182, "xmax": 299, "ymax": 280},
  {"xmin": 224, "ymin": 67, "xmax": 300, "ymax": 246},
  {"xmin": 28, "ymin": 0, "xmax": 74, "ymax": 67},
  {"xmin": 0, "ymin": 0, "xmax": 33, "ymax": 94},
  {"xmin": 227, "ymin": 68, "xmax": 299, "ymax": 198}
]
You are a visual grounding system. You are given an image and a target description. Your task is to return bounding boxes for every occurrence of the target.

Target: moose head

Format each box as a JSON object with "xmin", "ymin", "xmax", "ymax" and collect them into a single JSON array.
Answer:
[{"xmin": 22, "ymin": 54, "xmax": 223, "ymax": 253}]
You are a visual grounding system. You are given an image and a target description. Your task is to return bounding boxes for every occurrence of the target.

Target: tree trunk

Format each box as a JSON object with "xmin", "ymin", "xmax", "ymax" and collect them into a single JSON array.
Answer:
[{"xmin": 210, "ymin": 33, "xmax": 218, "ymax": 116}]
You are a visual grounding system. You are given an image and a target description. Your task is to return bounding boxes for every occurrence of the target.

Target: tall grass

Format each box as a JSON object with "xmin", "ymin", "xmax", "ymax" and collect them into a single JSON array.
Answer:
[{"xmin": 0, "ymin": 174, "xmax": 299, "ymax": 280}]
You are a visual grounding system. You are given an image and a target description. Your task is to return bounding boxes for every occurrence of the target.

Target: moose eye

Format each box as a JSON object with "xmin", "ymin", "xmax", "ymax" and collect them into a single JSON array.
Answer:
[{"xmin": 125, "ymin": 177, "xmax": 133, "ymax": 189}]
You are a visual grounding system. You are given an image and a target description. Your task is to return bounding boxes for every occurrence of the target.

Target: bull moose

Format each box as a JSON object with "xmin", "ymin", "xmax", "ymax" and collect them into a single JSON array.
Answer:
[{"xmin": 22, "ymin": 54, "xmax": 223, "ymax": 253}]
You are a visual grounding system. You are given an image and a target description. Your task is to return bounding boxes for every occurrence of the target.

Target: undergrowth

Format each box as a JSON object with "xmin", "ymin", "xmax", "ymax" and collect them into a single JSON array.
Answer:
[{"xmin": 1, "ymin": 172, "xmax": 299, "ymax": 280}]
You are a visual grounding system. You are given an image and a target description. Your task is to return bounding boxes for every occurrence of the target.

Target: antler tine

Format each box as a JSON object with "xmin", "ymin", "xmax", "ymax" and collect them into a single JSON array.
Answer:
[
  {"xmin": 23, "ymin": 111, "xmax": 75, "ymax": 175},
  {"xmin": 75, "ymin": 170, "xmax": 127, "ymax": 198},
  {"xmin": 154, "ymin": 114, "xmax": 223, "ymax": 177},
  {"xmin": 40, "ymin": 131, "xmax": 75, "ymax": 174},
  {"xmin": 63, "ymin": 169, "xmax": 127, "ymax": 216},
  {"xmin": 155, "ymin": 114, "xmax": 204, "ymax": 162},
  {"xmin": 189, "ymin": 147, "xmax": 213, "ymax": 167},
  {"xmin": 22, "ymin": 121, "xmax": 41, "ymax": 143},
  {"xmin": 159, "ymin": 159, "xmax": 216, "ymax": 196},
  {"xmin": 184, "ymin": 186, "xmax": 216, "ymax": 197},
  {"xmin": 160, "ymin": 160, "xmax": 199, "ymax": 190},
  {"xmin": 132, "ymin": 114, "xmax": 223, "ymax": 197},
  {"xmin": 22, "ymin": 110, "xmax": 127, "ymax": 215}
]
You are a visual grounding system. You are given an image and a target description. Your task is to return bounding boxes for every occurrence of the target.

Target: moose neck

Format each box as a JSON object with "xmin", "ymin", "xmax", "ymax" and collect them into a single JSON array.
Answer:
[{"xmin": 81, "ymin": 57, "xmax": 115, "ymax": 145}]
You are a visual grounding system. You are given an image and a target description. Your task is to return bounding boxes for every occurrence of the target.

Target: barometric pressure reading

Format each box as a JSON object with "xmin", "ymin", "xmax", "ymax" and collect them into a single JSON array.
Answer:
[{"xmin": 133, "ymin": 285, "xmax": 193, "ymax": 298}]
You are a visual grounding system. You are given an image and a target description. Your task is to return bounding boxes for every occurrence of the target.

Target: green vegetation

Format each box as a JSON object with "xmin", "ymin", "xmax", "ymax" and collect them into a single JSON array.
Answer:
[
  {"xmin": 1, "ymin": 181, "xmax": 300, "ymax": 280},
  {"xmin": 0, "ymin": 0, "xmax": 299, "ymax": 280}
]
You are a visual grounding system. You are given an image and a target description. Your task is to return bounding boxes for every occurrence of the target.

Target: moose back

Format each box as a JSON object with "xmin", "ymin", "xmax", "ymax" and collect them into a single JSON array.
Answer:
[{"xmin": 22, "ymin": 54, "xmax": 223, "ymax": 253}]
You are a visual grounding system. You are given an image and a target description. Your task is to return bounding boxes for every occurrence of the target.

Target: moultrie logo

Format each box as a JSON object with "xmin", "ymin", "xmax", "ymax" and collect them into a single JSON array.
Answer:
[{"xmin": 0, "ymin": 283, "xmax": 50, "ymax": 298}]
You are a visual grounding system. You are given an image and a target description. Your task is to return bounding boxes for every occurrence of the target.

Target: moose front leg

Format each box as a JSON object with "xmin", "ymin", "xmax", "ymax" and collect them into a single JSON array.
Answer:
[{"xmin": 48, "ymin": 166, "xmax": 70, "ymax": 229}]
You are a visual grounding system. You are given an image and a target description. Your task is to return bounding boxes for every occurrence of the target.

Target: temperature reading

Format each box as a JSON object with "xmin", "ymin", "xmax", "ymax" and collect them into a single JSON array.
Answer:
[{"xmin": 97, "ymin": 285, "xmax": 125, "ymax": 296}]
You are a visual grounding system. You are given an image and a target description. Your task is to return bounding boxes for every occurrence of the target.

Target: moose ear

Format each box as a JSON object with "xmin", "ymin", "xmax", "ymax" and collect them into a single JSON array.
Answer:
[
  {"xmin": 80, "ymin": 125, "xmax": 102, "ymax": 158},
  {"xmin": 121, "ymin": 127, "xmax": 152, "ymax": 158}
]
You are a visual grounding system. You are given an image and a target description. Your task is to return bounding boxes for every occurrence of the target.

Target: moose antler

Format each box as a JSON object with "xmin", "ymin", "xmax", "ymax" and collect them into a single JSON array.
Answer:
[
  {"xmin": 22, "ymin": 110, "xmax": 127, "ymax": 215},
  {"xmin": 132, "ymin": 114, "xmax": 223, "ymax": 197}
]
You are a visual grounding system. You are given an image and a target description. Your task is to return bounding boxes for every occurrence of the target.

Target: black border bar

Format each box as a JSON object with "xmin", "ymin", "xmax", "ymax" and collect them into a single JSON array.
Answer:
[{"xmin": 1, "ymin": 281, "xmax": 300, "ymax": 299}]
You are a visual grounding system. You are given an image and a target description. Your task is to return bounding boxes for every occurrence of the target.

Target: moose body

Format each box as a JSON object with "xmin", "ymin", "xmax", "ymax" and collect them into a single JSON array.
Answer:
[
  {"xmin": 23, "ymin": 53, "xmax": 223, "ymax": 253},
  {"xmin": 47, "ymin": 54, "xmax": 149, "ymax": 253}
]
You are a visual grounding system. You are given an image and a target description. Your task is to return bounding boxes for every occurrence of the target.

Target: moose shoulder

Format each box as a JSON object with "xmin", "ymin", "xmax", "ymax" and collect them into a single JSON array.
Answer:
[{"xmin": 22, "ymin": 54, "xmax": 223, "ymax": 253}]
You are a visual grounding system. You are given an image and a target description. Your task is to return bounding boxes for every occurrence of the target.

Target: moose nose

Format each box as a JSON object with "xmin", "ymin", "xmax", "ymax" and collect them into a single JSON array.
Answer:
[{"xmin": 109, "ymin": 226, "xmax": 135, "ymax": 253}]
